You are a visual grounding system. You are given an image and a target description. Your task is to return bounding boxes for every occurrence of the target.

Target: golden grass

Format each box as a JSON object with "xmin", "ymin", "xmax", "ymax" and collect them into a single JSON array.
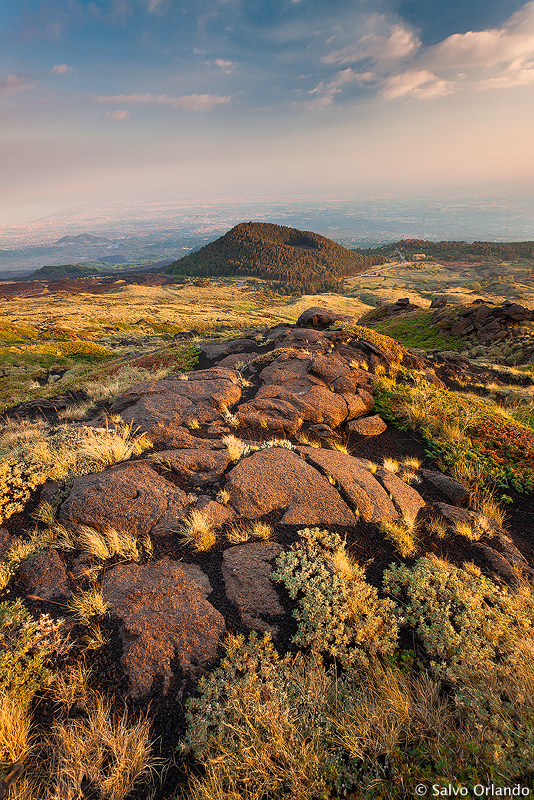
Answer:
[
  {"xmin": 78, "ymin": 422, "xmax": 151, "ymax": 467},
  {"xmin": 222, "ymin": 434, "xmax": 249, "ymax": 462},
  {"xmin": 382, "ymin": 457, "xmax": 399, "ymax": 473},
  {"xmin": 50, "ymin": 662, "xmax": 92, "ymax": 710},
  {"xmin": 77, "ymin": 525, "xmax": 140, "ymax": 562},
  {"xmin": 380, "ymin": 514, "xmax": 420, "ymax": 557},
  {"xmin": 48, "ymin": 693, "xmax": 155, "ymax": 800},
  {"xmin": 0, "ymin": 692, "xmax": 32, "ymax": 763},
  {"xmin": 69, "ymin": 588, "xmax": 109, "ymax": 626},
  {"xmin": 178, "ymin": 509, "xmax": 216, "ymax": 551}
]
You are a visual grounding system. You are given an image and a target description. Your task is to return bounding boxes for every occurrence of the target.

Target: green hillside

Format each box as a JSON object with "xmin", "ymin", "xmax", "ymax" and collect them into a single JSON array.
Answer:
[
  {"xmin": 29, "ymin": 263, "xmax": 103, "ymax": 278},
  {"xmin": 355, "ymin": 239, "xmax": 534, "ymax": 261},
  {"xmin": 166, "ymin": 221, "xmax": 387, "ymax": 294}
]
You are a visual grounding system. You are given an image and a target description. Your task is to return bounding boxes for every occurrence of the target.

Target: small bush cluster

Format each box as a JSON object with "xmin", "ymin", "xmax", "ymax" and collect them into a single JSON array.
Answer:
[
  {"xmin": 271, "ymin": 527, "xmax": 398, "ymax": 668},
  {"xmin": 384, "ymin": 556, "xmax": 534, "ymax": 780}
]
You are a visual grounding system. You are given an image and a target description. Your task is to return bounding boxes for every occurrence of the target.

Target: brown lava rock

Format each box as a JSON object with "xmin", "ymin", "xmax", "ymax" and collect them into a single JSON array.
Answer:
[
  {"xmin": 298, "ymin": 448, "xmax": 399, "ymax": 523},
  {"xmin": 226, "ymin": 448, "xmax": 358, "ymax": 526},
  {"xmin": 222, "ymin": 542, "xmax": 284, "ymax": 633},
  {"xmin": 346, "ymin": 414, "xmax": 387, "ymax": 436},
  {"xmin": 102, "ymin": 558, "xmax": 225, "ymax": 698},
  {"xmin": 17, "ymin": 549, "xmax": 70, "ymax": 600},
  {"xmin": 60, "ymin": 460, "xmax": 189, "ymax": 537},
  {"xmin": 153, "ymin": 448, "xmax": 231, "ymax": 485},
  {"xmin": 108, "ymin": 367, "xmax": 242, "ymax": 432}
]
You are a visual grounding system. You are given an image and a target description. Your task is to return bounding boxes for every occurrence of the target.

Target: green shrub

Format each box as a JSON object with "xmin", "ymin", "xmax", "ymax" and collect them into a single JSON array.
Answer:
[{"xmin": 271, "ymin": 528, "xmax": 398, "ymax": 668}]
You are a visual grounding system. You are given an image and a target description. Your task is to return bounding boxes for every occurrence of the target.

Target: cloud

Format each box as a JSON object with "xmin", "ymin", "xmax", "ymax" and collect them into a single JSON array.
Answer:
[
  {"xmin": 0, "ymin": 74, "xmax": 36, "ymax": 94},
  {"xmin": 104, "ymin": 110, "xmax": 130, "ymax": 120},
  {"xmin": 308, "ymin": 68, "xmax": 376, "ymax": 108},
  {"xmin": 215, "ymin": 58, "xmax": 235, "ymax": 74},
  {"xmin": 314, "ymin": 2, "xmax": 534, "ymax": 103},
  {"xmin": 381, "ymin": 69, "xmax": 454, "ymax": 99},
  {"xmin": 322, "ymin": 23, "xmax": 421, "ymax": 69},
  {"xmin": 95, "ymin": 92, "xmax": 231, "ymax": 110},
  {"xmin": 146, "ymin": 0, "xmax": 167, "ymax": 13},
  {"xmin": 52, "ymin": 64, "xmax": 73, "ymax": 74}
]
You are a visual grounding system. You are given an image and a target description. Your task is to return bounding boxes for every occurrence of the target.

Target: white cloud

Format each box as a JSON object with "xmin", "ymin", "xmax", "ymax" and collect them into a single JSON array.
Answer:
[
  {"xmin": 381, "ymin": 69, "xmax": 454, "ymax": 99},
  {"xmin": 314, "ymin": 1, "xmax": 534, "ymax": 104},
  {"xmin": 215, "ymin": 58, "xmax": 235, "ymax": 74},
  {"xmin": 308, "ymin": 68, "xmax": 376, "ymax": 108},
  {"xmin": 95, "ymin": 93, "xmax": 231, "ymax": 110},
  {"xmin": 52, "ymin": 64, "xmax": 73, "ymax": 74},
  {"xmin": 322, "ymin": 23, "xmax": 421, "ymax": 69},
  {"xmin": 104, "ymin": 110, "xmax": 130, "ymax": 120},
  {"xmin": 0, "ymin": 74, "xmax": 36, "ymax": 94},
  {"xmin": 147, "ymin": 0, "xmax": 167, "ymax": 12}
]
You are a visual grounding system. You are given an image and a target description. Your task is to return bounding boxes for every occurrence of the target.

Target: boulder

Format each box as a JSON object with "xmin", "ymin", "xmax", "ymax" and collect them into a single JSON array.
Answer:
[
  {"xmin": 102, "ymin": 558, "xmax": 225, "ymax": 698},
  {"xmin": 374, "ymin": 468, "xmax": 426, "ymax": 520},
  {"xmin": 420, "ymin": 469, "xmax": 470, "ymax": 506},
  {"xmin": 226, "ymin": 448, "xmax": 358, "ymax": 526},
  {"xmin": 153, "ymin": 448, "xmax": 231, "ymax": 485},
  {"xmin": 296, "ymin": 307, "xmax": 354, "ymax": 329},
  {"xmin": 17, "ymin": 549, "xmax": 70, "ymax": 600},
  {"xmin": 346, "ymin": 414, "xmax": 387, "ymax": 436},
  {"xmin": 199, "ymin": 338, "xmax": 257, "ymax": 361},
  {"xmin": 108, "ymin": 368, "xmax": 242, "ymax": 432},
  {"xmin": 60, "ymin": 460, "xmax": 189, "ymax": 537},
  {"xmin": 298, "ymin": 448, "xmax": 398, "ymax": 523},
  {"xmin": 222, "ymin": 542, "xmax": 284, "ymax": 633}
]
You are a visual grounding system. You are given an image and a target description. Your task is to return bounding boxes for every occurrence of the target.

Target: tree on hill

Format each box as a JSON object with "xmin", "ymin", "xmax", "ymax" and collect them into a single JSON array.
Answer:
[
  {"xmin": 166, "ymin": 222, "xmax": 387, "ymax": 294},
  {"xmin": 354, "ymin": 239, "xmax": 534, "ymax": 262}
]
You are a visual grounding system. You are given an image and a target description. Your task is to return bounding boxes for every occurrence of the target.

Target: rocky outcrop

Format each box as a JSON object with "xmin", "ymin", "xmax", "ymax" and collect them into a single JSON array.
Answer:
[
  {"xmin": 102, "ymin": 558, "xmax": 225, "ymax": 698},
  {"xmin": 432, "ymin": 300, "xmax": 534, "ymax": 344},
  {"xmin": 225, "ymin": 448, "xmax": 358, "ymax": 526},
  {"xmin": 296, "ymin": 307, "xmax": 354, "ymax": 328},
  {"xmin": 108, "ymin": 367, "xmax": 242, "ymax": 433}
]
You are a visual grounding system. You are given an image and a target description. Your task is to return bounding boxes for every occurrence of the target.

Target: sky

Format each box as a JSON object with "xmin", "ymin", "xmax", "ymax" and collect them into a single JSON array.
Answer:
[{"xmin": 2, "ymin": 0, "xmax": 534, "ymax": 226}]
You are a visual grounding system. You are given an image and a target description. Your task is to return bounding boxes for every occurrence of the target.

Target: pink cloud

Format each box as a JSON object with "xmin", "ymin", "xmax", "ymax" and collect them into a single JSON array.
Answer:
[
  {"xmin": 95, "ymin": 92, "xmax": 231, "ymax": 110},
  {"xmin": 0, "ymin": 74, "xmax": 36, "ymax": 94},
  {"xmin": 104, "ymin": 110, "xmax": 130, "ymax": 120}
]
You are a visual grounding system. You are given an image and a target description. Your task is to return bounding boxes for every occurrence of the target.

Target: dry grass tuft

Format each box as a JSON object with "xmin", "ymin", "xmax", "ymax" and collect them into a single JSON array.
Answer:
[
  {"xmin": 178, "ymin": 509, "xmax": 216, "ymax": 551},
  {"xmin": 69, "ymin": 588, "xmax": 109, "ymax": 626},
  {"xmin": 79, "ymin": 422, "xmax": 151, "ymax": 467},
  {"xmin": 51, "ymin": 662, "xmax": 92, "ymax": 710},
  {"xmin": 216, "ymin": 488, "xmax": 230, "ymax": 505},
  {"xmin": 48, "ymin": 693, "xmax": 156, "ymax": 800},
  {"xmin": 0, "ymin": 692, "xmax": 32, "ymax": 763},
  {"xmin": 77, "ymin": 525, "xmax": 140, "ymax": 562},
  {"xmin": 383, "ymin": 457, "xmax": 399, "ymax": 473},
  {"xmin": 427, "ymin": 515, "xmax": 448, "ymax": 539},
  {"xmin": 332, "ymin": 442, "xmax": 348, "ymax": 454},
  {"xmin": 222, "ymin": 434, "xmax": 249, "ymax": 462},
  {"xmin": 380, "ymin": 514, "xmax": 420, "ymax": 558}
]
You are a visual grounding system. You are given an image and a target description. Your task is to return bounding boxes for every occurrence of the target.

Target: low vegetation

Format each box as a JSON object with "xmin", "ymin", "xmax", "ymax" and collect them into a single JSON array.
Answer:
[{"xmin": 374, "ymin": 369, "xmax": 534, "ymax": 493}]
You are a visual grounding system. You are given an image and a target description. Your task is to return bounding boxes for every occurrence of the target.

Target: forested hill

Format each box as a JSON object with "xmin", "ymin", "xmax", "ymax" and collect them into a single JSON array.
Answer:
[
  {"xmin": 355, "ymin": 239, "xmax": 534, "ymax": 261},
  {"xmin": 166, "ymin": 222, "xmax": 387, "ymax": 294}
]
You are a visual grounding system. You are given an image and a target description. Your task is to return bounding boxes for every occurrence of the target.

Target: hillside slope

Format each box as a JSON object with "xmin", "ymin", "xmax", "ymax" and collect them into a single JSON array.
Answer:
[{"xmin": 166, "ymin": 221, "xmax": 386, "ymax": 293}]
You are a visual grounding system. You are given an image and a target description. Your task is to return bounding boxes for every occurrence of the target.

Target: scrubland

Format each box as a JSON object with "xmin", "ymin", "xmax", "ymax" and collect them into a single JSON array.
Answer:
[{"xmin": 0, "ymin": 258, "xmax": 533, "ymax": 799}]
